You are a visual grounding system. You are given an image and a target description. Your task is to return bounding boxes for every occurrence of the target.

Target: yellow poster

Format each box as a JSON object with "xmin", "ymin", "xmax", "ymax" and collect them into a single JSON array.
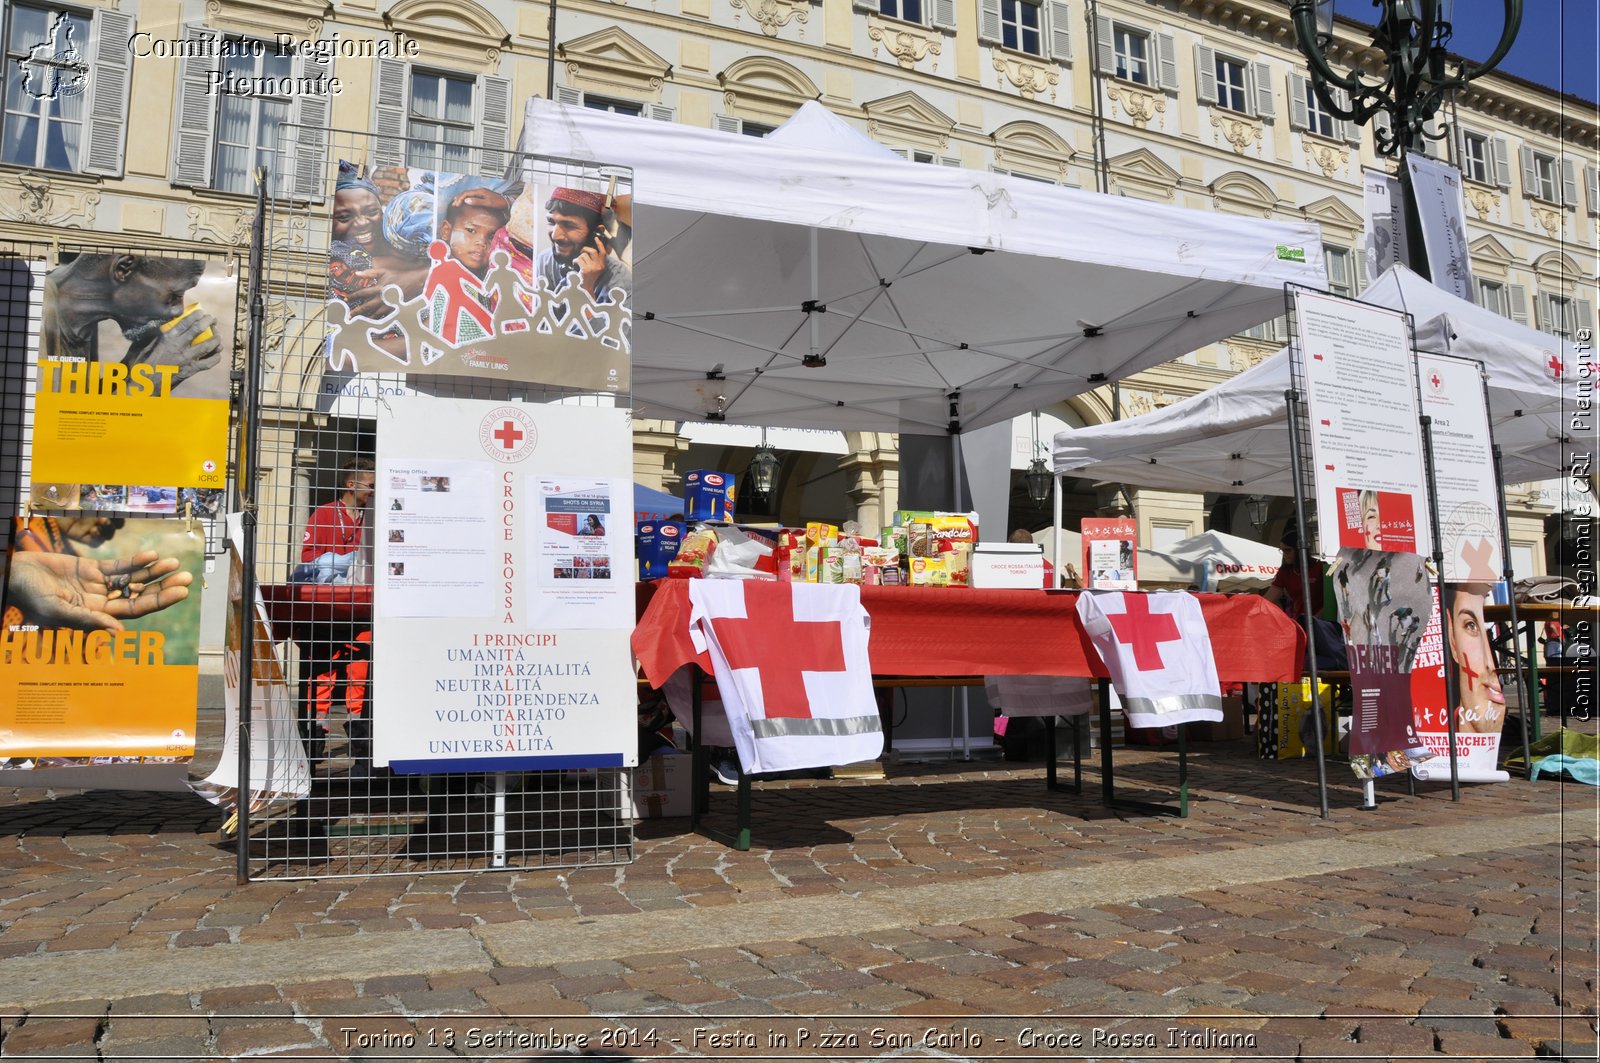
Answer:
[
  {"xmin": 1, "ymin": 516, "xmax": 204, "ymax": 763},
  {"xmin": 30, "ymin": 255, "xmax": 235, "ymax": 488}
]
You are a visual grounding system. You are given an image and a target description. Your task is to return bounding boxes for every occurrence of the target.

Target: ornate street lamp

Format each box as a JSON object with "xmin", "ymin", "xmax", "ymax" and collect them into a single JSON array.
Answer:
[
  {"xmin": 1246, "ymin": 494, "xmax": 1271, "ymax": 532},
  {"xmin": 1287, "ymin": 0, "xmax": 1521, "ymax": 159},
  {"xmin": 745, "ymin": 428, "xmax": 781, "ymax": 506},
  {"xmin": 1024, "ymin": 411, "xmax": 1052, "ymax": 507}
]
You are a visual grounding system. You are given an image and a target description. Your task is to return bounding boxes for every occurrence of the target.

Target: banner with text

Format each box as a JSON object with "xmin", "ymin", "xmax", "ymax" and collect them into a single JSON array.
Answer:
[
  {"xmin": 1416, "ymin": 353, "xmax": 1504, "ymax": 583},
  {"xmin": 324, "ymin": 162, "xmax": 630, "ymax": 392},
  {"xmin": 1, "ymin": 516, "xmax": 203, "ymax": 763},
  {"xmin": 1294, "ymin": 290, "xmax": 1432, "ymax": 559},
  {"xmin": 1406, "ymin": 154, "xmax": 1475, "ymax": 301},
  {"xmin": 1361, "ymin": 169, "xmax": 1409, "ymax": 282},
  {"xmin": 372, "ymin": 397, "xmax": 636, "ymax": 773},
  {"xmin": 1082, "ymin": 517, "xmax": 1138, "ymax": 591},
  {"xmin": 31, "ymin": 256, "xmax": 234, "ymax": 488}
]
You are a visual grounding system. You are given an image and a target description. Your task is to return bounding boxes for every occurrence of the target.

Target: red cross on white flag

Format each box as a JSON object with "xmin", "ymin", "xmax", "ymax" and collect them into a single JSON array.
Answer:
[
  {"xmin": 687, "ymin": 581, "xmax": 882, "ymax": 774},
  {"xmin": 1076, "ymin": 591, "xmax": 1223, "ymax": 730}
]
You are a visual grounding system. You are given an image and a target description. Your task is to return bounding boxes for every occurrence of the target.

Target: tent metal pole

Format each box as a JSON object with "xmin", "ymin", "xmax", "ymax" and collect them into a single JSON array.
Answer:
[
  {"xmin": 808, "ymin": 227, "xmax": 821, "ymax": 365},
  {"xmin": 1419, "ymin": 415, "xmax": 1462, "ymax": 801},
  {"xmin": 950, "ymin": 426, "xmax": 971, "ymax": 760},
  {"xmin": 1491, "ymin": 443, "xmax": 1535, "ymax": 779},
  {"xmin": 1284, "ymin": 387, "xmax": 1331, "ymax": 819},
  {"xmin": 1052, "ymin": 472, "xmax": 1064, "ymax": 588}
]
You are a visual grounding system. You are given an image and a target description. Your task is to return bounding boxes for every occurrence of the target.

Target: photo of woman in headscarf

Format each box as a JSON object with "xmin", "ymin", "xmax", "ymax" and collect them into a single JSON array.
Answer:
[{"xmin": 327, "ymin": 162, "xmax": 431, "ymax": 320}]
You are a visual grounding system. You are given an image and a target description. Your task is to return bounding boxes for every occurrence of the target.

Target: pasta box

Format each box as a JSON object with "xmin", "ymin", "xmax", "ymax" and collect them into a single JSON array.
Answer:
[
  {"xmin": 970, "ymin": 542, "xmax": 1044, "ymax": 589},
  {"xmin": 635, "ymin": 521, "xmax": 684, "ymax": 580},
  {"xmin": 683, "ymin": 470, "xmax": 736, "ymax": 521}
]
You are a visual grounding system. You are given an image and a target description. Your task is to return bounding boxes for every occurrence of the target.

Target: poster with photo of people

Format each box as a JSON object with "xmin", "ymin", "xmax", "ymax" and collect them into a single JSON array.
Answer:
[
  {"xmin": 324, "ymin": 161, "xmax": 632, "ymax": 391},
  {"xmin": 31, "ymin": 254, "xmax": 236, "ymax": 489}
]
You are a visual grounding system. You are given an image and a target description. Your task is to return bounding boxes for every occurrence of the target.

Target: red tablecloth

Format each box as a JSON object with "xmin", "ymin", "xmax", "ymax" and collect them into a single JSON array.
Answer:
[
  {"xmin": 259, "ymin": 584, "xmax": 373, "ymax": 644},
  {"xmin": 632, "ymin": 582, "xmax": 1305, "ymax": 688}
]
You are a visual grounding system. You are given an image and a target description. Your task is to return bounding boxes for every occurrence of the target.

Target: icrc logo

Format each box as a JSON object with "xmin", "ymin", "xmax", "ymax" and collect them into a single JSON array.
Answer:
[{"xmin": 20, "ymin": 13, "xmax": 89, "ymax": 102}]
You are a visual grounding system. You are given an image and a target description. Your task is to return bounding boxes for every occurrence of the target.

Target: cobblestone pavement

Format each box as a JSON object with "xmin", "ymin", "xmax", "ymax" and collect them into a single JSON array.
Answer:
[{"xmin": 0, "ymin": 738, "xmax": 1596, "ymax": 1061}]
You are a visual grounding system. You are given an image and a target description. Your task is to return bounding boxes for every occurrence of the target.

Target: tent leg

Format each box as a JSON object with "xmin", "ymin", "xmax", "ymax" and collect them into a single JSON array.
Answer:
[
  {"xmin": 1284, "ymin": 387, "xmax": 1330, "ymax": 819},
  {"xmin": 1360, "ymin": 779, "xmax": 1377, "ymax": 810},
  {"xmin": 1492, "ymin": 444, "xmax": 1536, "ymax": 778},
  {"xmin": 1177, "ymin": 723, "xmax": 1189, "ymax": 818},
  {"xmin": 491, "ymin": 772, "xmax": 507, "ymax": 869},
  {"xmin": 1098, "ymin": 678, "xmax": 1115, "ymax": 806}
]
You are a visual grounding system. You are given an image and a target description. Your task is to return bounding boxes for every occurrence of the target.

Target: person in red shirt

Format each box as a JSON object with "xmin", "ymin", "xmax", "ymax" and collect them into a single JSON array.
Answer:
[
  {"xmin": 301, "ymin": 458, "xmax": 374, "ymax": 566},
  {"xmin": 298, "ymin": 458, "xmax": 377, "ymax": 778},
  {"xmin": 1266, "ymin": 525, "xmax": 1326, "ymax": 621}
]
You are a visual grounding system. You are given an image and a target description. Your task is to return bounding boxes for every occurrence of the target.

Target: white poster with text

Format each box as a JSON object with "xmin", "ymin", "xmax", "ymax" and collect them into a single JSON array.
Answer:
[
  {"xmin": 1294, "ymin": 291, "xmax": 1432, "ymax": 560},
  {"xmin": 1416, "ymin": 353, "xmax": 1503, "ymax": 583},
  {"xmin": 373, "ymin": 398, "xmax": 637, "ymax": 773}
]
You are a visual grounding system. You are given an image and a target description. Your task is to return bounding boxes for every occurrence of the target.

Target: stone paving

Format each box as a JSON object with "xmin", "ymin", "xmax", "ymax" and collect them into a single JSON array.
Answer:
[{"xmin": 0, "ymin": 737, "xmax": 1596, "ymax": 1061}]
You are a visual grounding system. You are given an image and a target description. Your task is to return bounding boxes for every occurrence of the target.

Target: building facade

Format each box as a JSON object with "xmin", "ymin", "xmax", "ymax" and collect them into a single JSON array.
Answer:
[{"xmin": 1, "ymin": 0, "xmax": 1593, "ymax": 573}]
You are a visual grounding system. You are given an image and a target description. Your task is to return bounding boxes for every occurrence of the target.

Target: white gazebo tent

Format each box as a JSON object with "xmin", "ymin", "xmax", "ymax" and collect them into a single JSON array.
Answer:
[
  {"xmin": 519, "ymin": 99, "xmax": 1327, "ymax": 435},
  {"xmin": 1051, "ymin": 265, "xmax": 1580, "ymax": 495}
]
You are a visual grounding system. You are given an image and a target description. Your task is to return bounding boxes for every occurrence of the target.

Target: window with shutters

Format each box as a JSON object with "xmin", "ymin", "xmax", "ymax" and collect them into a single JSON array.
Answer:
[
  {"xmin": 407, "ymin": 70, "xmax": 475, "ymax": 170},
  {"xmin": 213, "ymin": 40, "xmax": 294, "ymax": 195},
  {"xmin": 1461, "ymin": 132, "xmax": 1490, "ymax": 184},
  {"xmin": 1000, "ymin": 0, "xmax": 1042, "ymax": 56},
  {"xmin": 1113, "ymin": 25, "xmax": 1150, "ymax": 85},
  {"xmin": 1541, "ymin": 293, "xmax": 1573, "ymax": 338},
  {"xmin": 880, "ymin": 0, "xmax": 924, "ymax": 23},
  {"xmin": 582, "ymin": 94, "xmax": 643, "ymax": 117},
  {"xmin": 1, "ymin": 4, "xmax": 92, "ymax": 171},
  {"xmin": 1475, "ymin": 279, "xmax": 1508, "ymax": 318},
  {"xmin": 1324, "ymin": 246, "xmax": 1354, "ymax": 298},
  {"xmin": 1527, "ymin": 149, "xmax": 1558, "ymax": 202},
  {"xmin": 1214, "ymin": 56, "xmax": 1248, "ymax": 113},
  {"xmin": 1303, "ymin": 80, "xmax": 1335, "ymax": 137}
]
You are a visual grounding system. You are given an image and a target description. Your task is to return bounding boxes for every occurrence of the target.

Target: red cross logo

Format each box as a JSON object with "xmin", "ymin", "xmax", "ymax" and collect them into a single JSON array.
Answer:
[
  {"xmin": 1107, "ymin": 594, "xmax": 1182, "ymax": 672},
  {"xmin": 1549, "ymin": 354, "xmax": 1564, "ymax": 379},
  {"xmin": 1429, "ymin": 372, "xmax": 1442, "ymax": 389},
  {"xmin": 710, "ymin": 585, "xmax": 847, "ymax": 718},
  {"xmin": 493, "ymin": 420, "xmax": 524, "ymax": 449}
]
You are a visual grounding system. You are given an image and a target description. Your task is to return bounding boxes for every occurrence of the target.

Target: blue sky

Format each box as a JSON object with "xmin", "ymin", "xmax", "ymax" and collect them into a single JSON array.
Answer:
[{"xmin": 1444, "ymin": 1, "xmax": 1596, "ymax": 103}]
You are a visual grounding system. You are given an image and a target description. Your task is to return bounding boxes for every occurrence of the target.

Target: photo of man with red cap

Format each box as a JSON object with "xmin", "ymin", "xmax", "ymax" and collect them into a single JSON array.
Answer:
[{"xmin": 536, "ymin": 186, "xmax": 632, "ymax": 304}]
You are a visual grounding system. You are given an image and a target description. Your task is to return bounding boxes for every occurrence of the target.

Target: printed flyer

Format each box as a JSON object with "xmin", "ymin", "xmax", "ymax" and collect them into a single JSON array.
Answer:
[
  {"xmin": 31, "ymin": 255, "xmax": 235, "ymax": 488},
  {"xmin": 1, "ymin": 516, "xmax": 203, "ymax": 762},
  {"xmin": 1294, "ymin": 290, "xmax": 1432, "ymax": 560},
  {"xmin": 1407, "ymin": 582, "xmax": 1511, "ymax": 784},
  {"xmin": 323, "ymin": 161, "xmax": 631, "ymax": 392},
  {"xmin": 372, "ymin": 398, "xmax": 637, "ymax": 774},
  {"xmin": 1416, "ymin": 353, "xmax": 1504, "ymax": 583},
  {"xmin": 1082, "ymin": 517, "xmax": 1138, "ymax": 591}
]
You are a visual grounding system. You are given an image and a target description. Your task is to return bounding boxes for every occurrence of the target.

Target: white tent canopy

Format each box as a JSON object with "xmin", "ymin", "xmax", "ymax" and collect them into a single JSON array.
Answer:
[
  {"xmin": 1051, "ymin": 265, "xmax": 1579, "ymax": 494},
  {"xmin": 1139, "ymin": 530, "xmax": 1282, "ymax": 590},
  {"xmin": 519, "ymin": 99, "xmax": 1327, "ymax": 435}
]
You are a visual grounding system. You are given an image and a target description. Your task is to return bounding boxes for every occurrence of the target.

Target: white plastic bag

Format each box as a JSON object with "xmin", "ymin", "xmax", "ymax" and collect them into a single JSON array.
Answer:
[{"xmin": 703, "ymin": 525, "xmax": 774, "ymax": 580}]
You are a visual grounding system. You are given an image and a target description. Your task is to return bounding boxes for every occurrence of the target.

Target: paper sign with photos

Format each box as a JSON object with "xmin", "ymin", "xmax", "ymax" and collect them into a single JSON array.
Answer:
[{"xmin": 324, "ymin": 162, "xmax": 631, "ymax": 391}]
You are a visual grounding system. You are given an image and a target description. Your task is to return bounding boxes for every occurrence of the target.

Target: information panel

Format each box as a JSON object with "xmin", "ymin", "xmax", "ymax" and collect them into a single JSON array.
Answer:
[
  {"xmin": 1416, "ymin": 353, "xmax": 1504, "ymax": 583},
  {"xmin": 372, "ymin": 398, "xmax": 636, "ymax": 773},
  {"xmin": 1294, "ymin": 291, "xmax": 1432, "ymax": 559}
]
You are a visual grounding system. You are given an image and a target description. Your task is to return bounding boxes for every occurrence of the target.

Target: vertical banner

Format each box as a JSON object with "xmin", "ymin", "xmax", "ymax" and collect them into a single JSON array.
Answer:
[
  {"xmin": 190, "ymin": 520, "xmax": 311, "ymax": 814},
  {"xmin": 1, "ymin": 516, "xmax": 202, "ymax": 762},
  {"xmin": 1081, "ymin": 517, "xmax": 1138, "ymax": 590},
  {"xmin": 324, "ymin": 163, "xmax": 631, "ymax": 391},
  {"xmin": 373, "ymin": 398, "xmax": 637, "ymax": 773},
  {"xmin": 1332, "ymin": 548, "xmax": 1437, "ymax": 779},
  {"xmin": 1361, "ymin": 169, "xmax": 1409, "ymax": 281},
  {"xmin": 1405, "ymin": 154, "xmax": 1475, "ymax": 301},
  {"xmin": 1406, "ymin": 582, "xmax": 1510, "ymax": 783},
  {"xmin": 1416, "ymin": 353, "xmax": 1504, "ymax": 583},
  {"xmin": 32, "ymin": 256, "xmax": 235, "ymax": 488},
  {"xmin": 1294, "ymin": 290, "xmax": 1432, "ymax": 560}
]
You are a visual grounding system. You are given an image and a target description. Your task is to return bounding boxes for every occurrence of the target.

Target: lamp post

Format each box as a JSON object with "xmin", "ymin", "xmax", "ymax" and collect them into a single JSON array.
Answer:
[
  {"xmin": 1286, "ymin": 0, "xmax": 1521, "ymax": 275},
  {"xmin": 746, "ymin": 427, "xmax": 781, "ymax": 509}
]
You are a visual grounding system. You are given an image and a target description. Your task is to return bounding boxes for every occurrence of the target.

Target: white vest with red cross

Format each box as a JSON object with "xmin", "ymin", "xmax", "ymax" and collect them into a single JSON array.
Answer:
[{"xmin": 1075, "ymin": 591, "xmax": 1223, "ymax": 729}]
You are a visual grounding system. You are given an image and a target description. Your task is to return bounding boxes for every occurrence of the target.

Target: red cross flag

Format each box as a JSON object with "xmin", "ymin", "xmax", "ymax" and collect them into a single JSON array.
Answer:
[
  {"xmin": 1075, "ymin": 591, "xmax": 1223, "ymax": 730},
  {"xmin": 687, "ymin": 581, "xmax": 881, "ymax": 774}
]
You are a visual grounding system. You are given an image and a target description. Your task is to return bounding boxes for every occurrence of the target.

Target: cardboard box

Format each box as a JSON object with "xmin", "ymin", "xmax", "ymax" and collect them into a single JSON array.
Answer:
[
  {"xmin": 1193, "ymin": 696, "xmax": 1247, "ymax": 742},
  {"xmin": 626, "ymin": 753, "xmax": 692, "ymax": 818},
  {"xmin": 683, "ymin": 470, "xmax": 736, "ymax": 521},
  {"xmin": 971, "ymin": 542, "xmax": 1044, "ymax": 589},
  {"xmin": 636, "ymin": 521, "xmax": 685, "ymax": 580}
]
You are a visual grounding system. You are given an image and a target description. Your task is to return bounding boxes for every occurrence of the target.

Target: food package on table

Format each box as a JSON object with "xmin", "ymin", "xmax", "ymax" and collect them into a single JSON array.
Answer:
[
  {"xmin": 941, "ymin": 542, "xmax": 971, "ymax": 588},
  {"xmin": 636, "ymin": 521, "xmax": 685, "ymax": 580},
  {"xmin": 907, "ymin": 522, "xmax": 935, "ymax": 559},
  {"xmin": 909, "ymin": 556, "xmax": 949, "ymax": 587},
  {"xmin": 862, "ymin": 546, "xmax": 898, "ymax": 586},
  {"xmin": 683, "ymin": 470, "xmax": 736, "ymax": 522},
  {"xmin": 930, "ymin": 513, "xmax": 978, "ymax": 550},
  {"xmin": 818, "ymin": 548, "xmax": 845, "ymax": 584},
  {"xmin": 666, "ymin": 526, "xmax": 719, "ymax": 578},
  {"xmin": 805, "ymin": 521, "xmax": 839, "ymax": 549}
]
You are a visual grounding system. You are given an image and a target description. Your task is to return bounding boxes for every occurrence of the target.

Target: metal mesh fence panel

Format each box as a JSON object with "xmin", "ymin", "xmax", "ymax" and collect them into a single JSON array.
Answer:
[{"xmin": 238, "ymin": 125, "xmax": 636, "ymax": 878}]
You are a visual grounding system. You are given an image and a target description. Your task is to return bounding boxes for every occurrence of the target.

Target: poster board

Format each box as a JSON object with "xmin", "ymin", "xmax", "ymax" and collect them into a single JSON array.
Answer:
[
  {"xmin": 372, "ymin": 397, "xmax": 636, "ymax": 774},
  {"xmin": 1416, "ymin": 353, "xmax": 1504, "ymax": 583},
  {"xmin": 1406, "ymin": 582, "xmax": 1510, "ymax": 783},
  {"xmin": 31, "ymin": 256, "xmax": 235, "ymax": 489},
  {"xmin": 1293, "ymin": 290, "xmax": 1432, "ymax": 559},
  {"xmin": 323, "ymin": 163, "xmax": 631, "ymax": 393},
  {"xmin": 1, "ymin": 516, "xmax": 203, "ymax": 763},
  {"xmin": 1081, "ymin": 517, "xmax": 1137, "ymax": 591}
]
